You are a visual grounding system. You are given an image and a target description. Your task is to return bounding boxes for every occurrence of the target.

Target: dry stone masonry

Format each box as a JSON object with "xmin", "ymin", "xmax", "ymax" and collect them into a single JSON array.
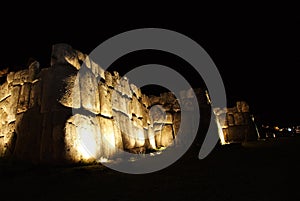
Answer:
[{"xmin": 0, "ymin": 44, "xmax": 258, "ymax": 164}]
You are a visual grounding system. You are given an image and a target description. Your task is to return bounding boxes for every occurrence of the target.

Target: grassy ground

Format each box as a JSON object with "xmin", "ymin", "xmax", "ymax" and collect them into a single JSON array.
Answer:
[{"xmin": 1, "ymin": 136, "xmax": 300, "ymax": 201}]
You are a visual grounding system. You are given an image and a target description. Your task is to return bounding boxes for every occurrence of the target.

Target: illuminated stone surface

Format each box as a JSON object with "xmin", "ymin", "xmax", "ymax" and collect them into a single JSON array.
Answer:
[{"xmin": 0, "ymin": 43, "xmax": 258, "ymax": 164}]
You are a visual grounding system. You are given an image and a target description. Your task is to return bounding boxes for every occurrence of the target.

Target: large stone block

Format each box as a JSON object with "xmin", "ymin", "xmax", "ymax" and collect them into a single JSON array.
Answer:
[
  {"xmin": 131, "ymin": 95, "xmax": 143, "ymax": 118},
  {"xmin": 130, "ymin": 83, "xmax": 141, "ymax": 100},
  {"xmin": 28, "ymin": 60, "xmax": 40, "ymax": 82},
  {"xmin": 79, "ymin": 69, "xmax": 100, "ymax": 114},
  {"xmin": 161, "ymin": 125, "xmax": 174, "ymax": 147},
  {"xmin": 111, "ymin": 91, "xmax": 131, "ymax": 117},
  {"xmin": 0, "ymin": 82, "xmax": 10, "ymax": 102},
  {"xmin": 29, "ymin": 79, "xmax": 42, "ymax": 108},
  {"xmin": 17, "ymin": 83, "xmax": 31, "ymax": 114},
  {"xmin": 59, "ymin": 74, "xmax": 81, "ymax": 109},
  {"xmin": 113, "ymin": 111, "xmax": 135, "ymax": 149},
  {"xmin": 65, "ymin": 114, "xmax": 101, "ymax": 163},
  {"xmin": 115, "ymin": 77, "xmax": 132, "ymax": 98},
  {"xmin": 99, "ymin": 82, "xmax": 113, "ymax": 118},
  {"xmin": 99, "ymin": 117, "xmax": 117, "ymax": 158},
  {"xmin": 12, "ymin": 69, "xmax": 29, "ymax": 85}
]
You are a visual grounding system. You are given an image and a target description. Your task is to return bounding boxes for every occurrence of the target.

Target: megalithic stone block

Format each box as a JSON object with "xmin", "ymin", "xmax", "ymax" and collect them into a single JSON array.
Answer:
[
  {"xmin": 111, "ymin": 91, "xmax": 131, "ymax": 117},
  {"xmin": 147, "ymin": 127, "xmax": 156, "ymax": 149},
  {"xmin": 161, "ymin": 125, "xmax": 174, "ymax": 147},
  {"xmin": 40, "ymin": 113, "xmax": 54, "ymax": 163},
  {"xmin": 172, "ymin": 112, "xmax": 181, "ymax": 137},
  {"xmin": 59, "ymin": 74, "xmax": 81, "ymax": 109},
  {"xmin": 154, "ymin": 129, "xmax": 162, "ymax": 148},
  {"xmin": 65, "ymin": 114, "xmax": 101, "ymax": 163},
  {"xmin": 40, "ymin": 68, "xmax": 54, "ymax": 113},
  {"xmin": 113, "ymin": 111, "xmax": 135, "ymax": 149},
  {"xmin": 141, "ymin": 94, "xmax": 150, "ymax": 108},
  {"xmin": 130, "ymin": 83, "xmax": 141, "ymax": 100},
  {"xmin": 115, "ymin": 77, "xmax": 132, "ymax": 98},
  {"xmin": 113, "ymin": 118, "xmax": 123, "ymax": 151},
  {"xmin": 28, "ymin": 60, "xmax": 40, "ymax": 82},
  {"xmin": 29, "ymin": 79, "xmax": 42, "ymax": 108},
  {"xmin": 0, "ymin": 82, "xmax": 10, "ymax": 102},
  {"xmin": 7, "ymin": 86, "xmax": 20, "ymax": 123},
  {"xmin": 79, "ymin": 69, "xmax": 100, "ymax": 114},
  {"xmin": 132, "ymin": 116, "xmax": 145, "ymax": 147},
  {"xmin": 17, "ymin": 83, "xmax": 31, "ymax": 114},
  {"xmin": 131, "ymin": 95, "xmax": 143, "ymax": 118},
  {"xmin": 104, "ymin": 71, "xmax": 113, "ymax": 88},
  {"xmin": 99, "ymin": 82, "xmax": 113, "ymax": 118},
  {"xmin": 12, "ymin": 69, "xmax": 29, "ymax": 85},
  {"xmin": 99, "ymin": 117, "xmax": 117, "ymax": 158},
  {"xmin": 6, "ymin": 72, "xmax": 14, "ymax": 84},
  {"xmin": 234, "ymin": 112, "xmax": 245, "ymax": 125},
  {"xmin": 165, "ymin": 112, "xmax": 173, "ymax": 124}
]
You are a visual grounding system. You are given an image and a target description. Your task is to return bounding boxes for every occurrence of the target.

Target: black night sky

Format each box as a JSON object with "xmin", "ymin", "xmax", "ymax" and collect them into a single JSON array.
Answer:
[{"xmin": 1, "ymin": 5, "xmax": 298, "ymax": 127}]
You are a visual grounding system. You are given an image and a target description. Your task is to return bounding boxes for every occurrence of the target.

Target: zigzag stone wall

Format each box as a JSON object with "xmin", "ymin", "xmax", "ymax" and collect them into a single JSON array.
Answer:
[
  {"xmin": 0, "ymin": 44, "xmax": 211, "ymax": 164},
  {"xmin": 0, "ymin": 43, "xmax": 258, "ymax": 164}
]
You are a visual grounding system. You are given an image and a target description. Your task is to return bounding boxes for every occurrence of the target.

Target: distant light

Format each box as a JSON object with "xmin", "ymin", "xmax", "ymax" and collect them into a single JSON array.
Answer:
[{"xmin": 288, "ymin": 128, "xmax": 292, "ymax": 132}]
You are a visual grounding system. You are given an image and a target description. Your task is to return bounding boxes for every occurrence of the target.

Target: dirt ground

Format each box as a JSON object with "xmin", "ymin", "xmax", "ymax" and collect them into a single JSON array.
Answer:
[{"xmin": 1, "ymin": 136, "xmax": 300, "ymax": 201}]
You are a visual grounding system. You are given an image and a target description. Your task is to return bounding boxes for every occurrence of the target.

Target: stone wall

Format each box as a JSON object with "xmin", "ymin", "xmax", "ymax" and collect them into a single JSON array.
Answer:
[
  {"xmin": 214, "ymin": 101, "xmax": 259, "ymax": 144},
  {"xmin": 0, "ymin": 44, "xmax": 211, "ymax": 164},
  {"xmin": 0, "ymin": 43, "xmax": 258, "ymax": 164}
]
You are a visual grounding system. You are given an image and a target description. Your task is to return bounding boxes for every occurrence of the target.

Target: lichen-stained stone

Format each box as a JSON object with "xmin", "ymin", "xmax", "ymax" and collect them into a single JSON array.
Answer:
[
  {"xmin": 99, "ymin": 82, "xmax": 113, "ymax": 118},
  {"xmin": 111, "ymin": 91, "xmax": 131, "ymax": 117},
  {"xmin": 79, "ymin": 69, "xmax": 100, "ymax": 114},
  {"xmin": 59, "ymin": 74, "xmax": 81, "ymax": 109},
  {"xmin": 104, "ymin": 71, "xmax": 113, "ymax": 88},
  {"xmin": 161, "ymin": 125, "xmax": 174, "ymax": 147},
  {"xmin": 65, "ymin": 114, "xmax": 101, "ymax": 163},
  {"xmin": 28, "ymin": 60, "xmax": 40, "ymax": 82},
  {"xmin": 130, "ymin": 83, "xmax": 141, "ymax": 100},
  {"xmin": 12, "ymin": 69, "xmax": 29, "ymax": 85},
  {"xmin": 17, "ymin": 83, "xmax": 31, "ymax": 114},
  {"xmin": 0, "ymin": 82, "xmax": 10, "ymax": 102},
  {"xmin": 113, "ymin": 111, "xmax": 135, "ymax": 149},
  {"xmin": 99, "ymin": 117, "xmax": 117, "ymax": 158}
]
